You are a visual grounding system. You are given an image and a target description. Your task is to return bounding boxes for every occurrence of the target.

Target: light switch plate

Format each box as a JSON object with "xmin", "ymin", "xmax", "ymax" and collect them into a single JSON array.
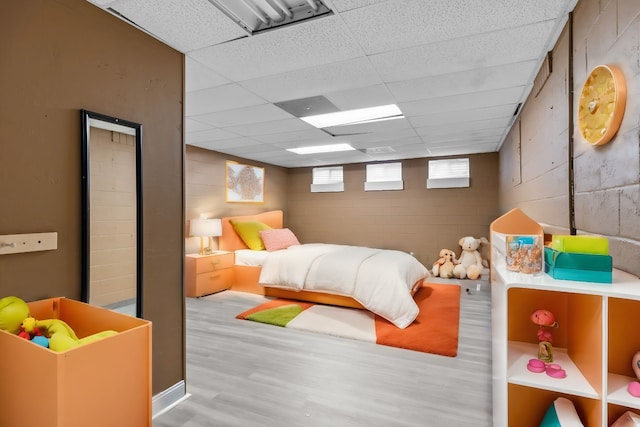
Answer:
[{"xmin": 0, "ymin": 232, "xmax": 58, "ymax": 255}]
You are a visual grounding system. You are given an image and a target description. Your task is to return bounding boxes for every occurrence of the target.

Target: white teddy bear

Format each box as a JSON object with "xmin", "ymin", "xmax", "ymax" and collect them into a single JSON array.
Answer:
[{"xmin": 453, "ymin": 236, "xmax": 489, "ymax": 280}]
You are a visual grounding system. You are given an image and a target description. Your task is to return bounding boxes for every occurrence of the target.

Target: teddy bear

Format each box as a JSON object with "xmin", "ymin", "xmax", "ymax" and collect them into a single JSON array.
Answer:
[
  {"xmin": 453, "ymin": 236, "xmax": 489, "ymax": 280},
  {"xmin": 432, "ymin": 249, "xmax": 458, "ymax": 278}
]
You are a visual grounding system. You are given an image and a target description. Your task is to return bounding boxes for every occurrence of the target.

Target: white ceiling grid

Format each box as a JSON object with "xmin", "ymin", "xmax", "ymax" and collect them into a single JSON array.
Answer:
[{"xmin": 87, "ymin": 0, "xmax": 578, "ymax": 167}]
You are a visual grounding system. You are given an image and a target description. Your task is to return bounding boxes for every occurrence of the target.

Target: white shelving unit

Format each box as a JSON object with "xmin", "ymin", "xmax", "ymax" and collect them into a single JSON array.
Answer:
[{"xmin": 490, "ymin": 209, "xmax": 640, "ymax": 427}]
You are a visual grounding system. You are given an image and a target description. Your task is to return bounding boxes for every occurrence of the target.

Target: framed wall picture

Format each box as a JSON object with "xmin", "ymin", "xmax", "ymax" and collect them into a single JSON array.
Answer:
[{"xmin": 226, "ymin": 161, "xmax": 265, "ymax": 203}]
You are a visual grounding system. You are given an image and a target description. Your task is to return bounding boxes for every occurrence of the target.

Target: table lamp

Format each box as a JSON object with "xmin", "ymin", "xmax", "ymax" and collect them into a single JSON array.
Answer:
[{"xmin": 190, "ymin": 217, "xmax": 222, "ymax": 255}]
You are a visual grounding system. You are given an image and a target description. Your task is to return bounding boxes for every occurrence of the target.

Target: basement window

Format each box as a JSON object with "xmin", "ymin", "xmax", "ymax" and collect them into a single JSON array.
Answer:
[
  {"xmin": 427, "ymin": 158, "xmax": 470, "ymax": 189},
  {"xmin": 365, "ymin": 162, "xmax": 403, "ymax": 191},
  {"xmin": 311, "ymin": 166, "xmax": 344, "ymax": 193}
]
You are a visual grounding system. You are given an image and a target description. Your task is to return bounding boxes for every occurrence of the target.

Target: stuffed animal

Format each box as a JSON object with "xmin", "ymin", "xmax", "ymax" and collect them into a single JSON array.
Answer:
[
  {"xmin": 453, "ymin": 236, "xmax": 489, "ymax": 280},
  {"xmin": 22, "ymin": 316, "xmax": 118, "ymax": 352},
  {"xmin": 0, "ymin": 296, "xmax": 30, "ymax": 334},
  {"xmin": 432, "ymin": 249, "xmax": 458, "ymax": 278},
  {"xmin": 22, "ymin": 317, "xmax": 79, "ymax": 341}
]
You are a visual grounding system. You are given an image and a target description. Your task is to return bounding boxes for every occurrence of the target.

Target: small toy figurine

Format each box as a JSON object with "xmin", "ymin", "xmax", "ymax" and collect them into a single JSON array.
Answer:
[{"xmin": 531, "ymin": 309, "xmax": 559, "ymax": 363}]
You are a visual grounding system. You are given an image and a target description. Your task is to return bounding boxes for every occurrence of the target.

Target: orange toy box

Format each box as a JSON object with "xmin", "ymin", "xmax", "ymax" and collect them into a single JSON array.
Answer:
[{"xmin": 0, "ymin": 297, "xmax": 152, "ymax": 427}]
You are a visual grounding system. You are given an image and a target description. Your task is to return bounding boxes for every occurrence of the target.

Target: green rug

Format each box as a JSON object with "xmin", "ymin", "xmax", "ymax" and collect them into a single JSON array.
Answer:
[{"xmin": 245, "ymin": 303, "xmax": 303, "ymax": 327}]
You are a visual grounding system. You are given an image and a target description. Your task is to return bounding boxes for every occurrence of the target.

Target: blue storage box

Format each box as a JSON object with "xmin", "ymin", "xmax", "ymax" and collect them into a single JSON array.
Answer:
[{"xmin": 544, "ymin": 247, "xmax": 612, "ymax": 284}]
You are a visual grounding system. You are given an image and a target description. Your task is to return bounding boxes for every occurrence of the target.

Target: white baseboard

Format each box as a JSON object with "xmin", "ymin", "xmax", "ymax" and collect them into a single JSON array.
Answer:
[{"xmin": 152, "ymin": 380, "xmax": 191, "ymax": 419}]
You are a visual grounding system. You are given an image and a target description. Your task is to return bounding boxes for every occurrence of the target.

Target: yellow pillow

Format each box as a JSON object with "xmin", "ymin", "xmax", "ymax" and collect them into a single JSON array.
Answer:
[{"xmin": 230, "ymin": 220, "xmax": 272, "ymax": 250}]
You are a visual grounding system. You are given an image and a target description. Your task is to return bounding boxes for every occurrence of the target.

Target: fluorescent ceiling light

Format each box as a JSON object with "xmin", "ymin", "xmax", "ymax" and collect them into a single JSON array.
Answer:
[
  {"xmin": 287, "ymin": 143, "xmax": 356, "ymax": 155},
  {"xmin": 300, "ymin": 104, "xmax": 404, "ymax": 128},
  {"xmin": 207, "ymin": 0, "xmax": 332, "ymax": 34}
]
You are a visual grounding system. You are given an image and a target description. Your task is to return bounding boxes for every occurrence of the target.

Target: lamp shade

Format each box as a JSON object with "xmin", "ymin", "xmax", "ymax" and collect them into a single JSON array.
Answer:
[{"xmin": 190, "ymin": 218, "xmax": 222, "ymax": 237}]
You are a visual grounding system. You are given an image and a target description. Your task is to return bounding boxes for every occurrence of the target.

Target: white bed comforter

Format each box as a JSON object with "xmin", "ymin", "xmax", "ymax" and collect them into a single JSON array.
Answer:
[{"xmin": 258, "ymin": 244, "xmax": 428, "ymax": 328}]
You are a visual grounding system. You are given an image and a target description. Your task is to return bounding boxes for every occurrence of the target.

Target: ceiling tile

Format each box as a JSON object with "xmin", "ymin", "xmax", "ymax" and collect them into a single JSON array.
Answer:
[
  {"xmin": 185, "ymin": 117, "xmax": 212, "ymax": 133},
  {"xmin": 223, "ymin": 118, "xmax": 316, "ymax": 137},
  {"xmin": 345, "ymin": 128, "xmax": 419, "ymax": 144},
  {"xmin": 240, "ymin": 57, "xmax": 383, "ymax": 103},
  {"xmin": 310, "ymin": 149, "xmax": 373, "ymax": 164},
  {"xmin": 418, "ymin": 125, "xmax": 507, "ymax": 140},
  {"xmin": 429, "ymin": 143, "xmax": 500, "ymax": 157},
  {"xmin": 201, "ymin": 137, "xmax": 262, "ymax": 149},
  {"xmin": 323, "ymin": 84, "xmax": 396, "ymax": 111},
  {"xmin": 330, "ymin": 0, "xmax": 388, "ymax": 12},
  {"xmin": 351, "ymin": 136, "xmax": 423, "ymax": 151},
  {"xmin": 190, "ymin": 104, "xmax": 293, "ymax": 128},
  {"xmin": 399, "ymin": 87, "xmax": 525, "ymax": 117},
  {"xmin": 407, "ymin": 104, "xmax": 518, "ymax": 128},
  {"xmin": 105, "ymin": 0, "xmax": 247, "ymax": 51},
  {"xmin": 340, "ymin": 0, "xmax": 570, "ymax": 54},
  {"xmin": 252, "ymin": 128, "xmax": 332, "ymax": 144},
  {"xmin": 185, "ymin": 84, "xmax": 266, "ymax": 116},
  {"xmin": 185, "ymin": 127, "xmax": 238, "ymax": 144},
  {"xmin": 369, "ymin": 21, "xmax": 556, "ymax": 83},
  {"xmin": 188, "ymin": 16, "xmax": 364, "ymax": 81},
  {"xmin": 387, "ymin": 60, "xmax": 539, "ymax": 102},
  {"xmin": 186, "ymin": 57, "xmax": 230, "ymax": 93}
]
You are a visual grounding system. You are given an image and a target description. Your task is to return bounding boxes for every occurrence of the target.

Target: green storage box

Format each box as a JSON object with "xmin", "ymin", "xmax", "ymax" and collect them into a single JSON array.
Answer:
[
  {"xmin": 544, "ymin": 247, "xmax": 612, "ymax": 284},
  {"xmin": 551, "ymin": 235, "xmax": 609, "ymax": 255}
]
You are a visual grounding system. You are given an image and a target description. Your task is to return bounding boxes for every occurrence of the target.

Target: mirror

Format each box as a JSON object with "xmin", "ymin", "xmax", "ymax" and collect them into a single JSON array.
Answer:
[{"xmin": 81, "ymin": 110, "xmax": 142, "ymax": 317}]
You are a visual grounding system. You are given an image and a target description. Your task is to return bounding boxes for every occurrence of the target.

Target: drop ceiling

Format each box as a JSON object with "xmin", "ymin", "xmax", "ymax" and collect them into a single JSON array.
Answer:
[{"xmin": 86, "ymin": 0, "xmax": 578, "ymax": 168}]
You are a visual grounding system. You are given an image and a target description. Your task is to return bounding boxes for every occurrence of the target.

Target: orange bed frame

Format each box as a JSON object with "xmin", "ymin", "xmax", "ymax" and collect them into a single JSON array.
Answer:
[{"xmin": 220, "ymin": 210, "xmax": 365, "ymax": 309}]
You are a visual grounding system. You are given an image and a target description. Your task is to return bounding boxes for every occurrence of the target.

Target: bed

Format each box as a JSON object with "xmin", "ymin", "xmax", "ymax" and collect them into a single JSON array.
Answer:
[{"xmin": 220, "ymin": 210, "xmax": 428, "ymax": 328}]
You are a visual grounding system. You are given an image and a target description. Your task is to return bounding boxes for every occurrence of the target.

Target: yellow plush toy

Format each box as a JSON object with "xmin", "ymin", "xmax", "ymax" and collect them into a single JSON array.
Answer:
[
  {"xmin": 0, "ymin": 296, "xmax": 30, "ymax": 334},
  {"xmin": 22, "ymin": 317, "xmax": 117, "ymax": 352}
]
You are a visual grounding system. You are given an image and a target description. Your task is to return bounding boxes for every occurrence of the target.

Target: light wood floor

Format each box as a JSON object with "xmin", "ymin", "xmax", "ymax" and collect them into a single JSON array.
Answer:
[{"xmin": 153, "ymin": 279, "xmax": 493, "ymax": 427}]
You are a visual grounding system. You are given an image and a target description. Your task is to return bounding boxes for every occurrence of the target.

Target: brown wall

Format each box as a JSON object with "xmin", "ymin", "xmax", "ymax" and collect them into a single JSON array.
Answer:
[
  {"xmin": 1, "ymin": 1, "xmax": 185, "ymax": 395},
  {"xmin": 286, "ymin": 154, "xmax": 499, "ymax": 267},
  {"xmin": 186, "ymin": 148, "xmax": 499, "ymax": 266},
  {"xmin": 185, "ymin": 145, "xmax": 289, "ymax": 253},
  {"xmin": 499, "ymin": 0, "xmax": 640, "ymax": 276}
]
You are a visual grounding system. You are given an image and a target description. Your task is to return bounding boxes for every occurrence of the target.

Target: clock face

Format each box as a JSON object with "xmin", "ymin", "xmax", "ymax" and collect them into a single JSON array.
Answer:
[{"xmin": 578, "ymin": 65, "xmax": 626, "ymax": 146}]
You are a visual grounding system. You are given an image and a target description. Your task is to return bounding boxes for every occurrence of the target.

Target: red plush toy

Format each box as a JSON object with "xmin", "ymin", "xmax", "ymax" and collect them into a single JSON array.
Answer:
[{"xmin": 16, "ymin": 324, "xmax": 43, "ymax": 340}]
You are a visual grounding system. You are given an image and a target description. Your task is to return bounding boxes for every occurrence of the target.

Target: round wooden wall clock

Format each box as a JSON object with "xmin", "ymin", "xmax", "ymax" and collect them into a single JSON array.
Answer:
[{"xmin": 578, "ymin": 64, "xmax": 627, "ymax": 146}]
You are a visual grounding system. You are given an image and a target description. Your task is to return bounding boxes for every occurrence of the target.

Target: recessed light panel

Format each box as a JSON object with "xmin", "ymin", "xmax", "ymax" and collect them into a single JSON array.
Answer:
[
  {"xmin": 301, "ymin": 104, "xmax": 404, "ymax": 128},
  {"xmin": 287, "ymin": 143, "xmax": 356, "ymax": 155}
]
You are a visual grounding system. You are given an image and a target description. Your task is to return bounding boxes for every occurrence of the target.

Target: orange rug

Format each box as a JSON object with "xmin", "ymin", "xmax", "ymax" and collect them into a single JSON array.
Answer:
[{"xmin": 236, "ymin": 283, "xmax": 461, "ymax": 357}]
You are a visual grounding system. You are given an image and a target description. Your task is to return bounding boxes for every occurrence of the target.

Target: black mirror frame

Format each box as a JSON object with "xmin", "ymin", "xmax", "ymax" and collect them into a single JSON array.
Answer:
[{"xmin": 81, "ymin": 109, "xmax": 143, "ymax": 318}]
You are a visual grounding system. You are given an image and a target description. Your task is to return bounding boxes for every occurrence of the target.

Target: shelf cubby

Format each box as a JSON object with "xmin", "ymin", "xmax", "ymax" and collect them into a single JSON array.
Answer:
[{"xmin": 491, "ymin": 208, "xmax": 640, "ymax": 426}]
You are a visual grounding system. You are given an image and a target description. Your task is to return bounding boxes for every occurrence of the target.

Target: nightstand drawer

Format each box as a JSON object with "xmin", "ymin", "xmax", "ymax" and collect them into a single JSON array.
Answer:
[
  {"xmin": 194, "ymin": 269, "xmax": 232, "ymax": 295},
  {"xmin": 194, "ymin": 252, "xmax": 234, "ymax": 274},
  {"xmin": 186, "ymin": 252, "xmax": 235, "ymax": 297}
]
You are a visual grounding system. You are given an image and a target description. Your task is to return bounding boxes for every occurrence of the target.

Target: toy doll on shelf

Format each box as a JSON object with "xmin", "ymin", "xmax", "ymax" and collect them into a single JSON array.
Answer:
[{"xmin": 531, "ymin": 309, "xmax": 559, "ymax": 363}]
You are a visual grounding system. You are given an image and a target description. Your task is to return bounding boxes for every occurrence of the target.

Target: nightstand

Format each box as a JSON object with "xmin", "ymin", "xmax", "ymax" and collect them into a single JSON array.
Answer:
[{"xmin": 185, "ymin": 251, "xmax": 234, "ymax": 297}]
